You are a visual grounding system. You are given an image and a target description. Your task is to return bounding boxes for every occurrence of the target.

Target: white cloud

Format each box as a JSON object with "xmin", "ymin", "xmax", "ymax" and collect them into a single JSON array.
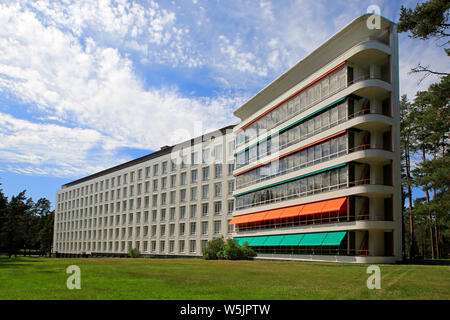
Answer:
[
  {"xmin": 1, "ymin": 0, "xmax": 448, "ymax": 181},
  {"xmin": 0, "ymin": 112, "xmax": 123, "ymax": 177},
  {"xmin": 0, "ymin": 1, "xmax": 242, "ymax": 178}
]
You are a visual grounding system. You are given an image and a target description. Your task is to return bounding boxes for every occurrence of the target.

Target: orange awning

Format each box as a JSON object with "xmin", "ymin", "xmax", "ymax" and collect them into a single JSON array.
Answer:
[
  {"xmin": 300, "ymin": 201, "xmax": 328, "ymax": 216},
  {"xmin": 278, "ymin": 205, "xmax": 304, "ymax": 219},
  {"xmin": 229, "ymin": 214, "xmax": 251, "ymax": 225},
  {"xmin": 264, "ymin": 207, "xmax": 287, "ymax": 220},
  {"xmin": 321, "ymin": 197, "xmax": 347, "ymax": 213},
  {"xmin": 230, "ymin": 197, "xmax": 348, "ymax": 225},
  {"xmin": 246, "ymin": 211, "xmax": 269, "ymax": 223}
]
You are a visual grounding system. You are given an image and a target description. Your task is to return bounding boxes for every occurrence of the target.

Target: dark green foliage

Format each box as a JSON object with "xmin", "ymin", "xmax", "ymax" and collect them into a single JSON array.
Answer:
[
  {"xmin": 400, "ymin": 75, "xmax": 450, "ymax": 260},
  {"xmin": 203, "ymin": 237, "xmax": 225, "ymax": 260},
  {"xmin": 397, "ymin": 0, "xmax": 450, "ymax": 40},
  {"xmin": 203, "ymin": 237, "xmax": 256, "ymax": 260},
  {"xmin": 397, "ymin": 0, "xmax": 449, "ymax": 76},
  {"xmin": 128, "ymin": 247, "xmax": 140, "ymax": 258},
  {"xmin": 0, "ymin": 183, "xmax": 55, "ymax": 257}
]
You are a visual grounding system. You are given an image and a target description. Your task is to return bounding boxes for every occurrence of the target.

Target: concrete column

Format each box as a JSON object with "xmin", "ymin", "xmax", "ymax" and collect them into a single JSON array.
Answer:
[
  {"xmin": 370, "ymin": 64, "xmax": 381, "ymax": 79},
  {"xmin": 369, "ymin": 197, "xmax": 384, "ymax": 220},
  {"xmin": 370, "ymin": 98, "xmax": 382, "ymax": 114},
  {"xmin": 369, "ymin": 230, "xmax": 384, "ymax": 256},
  {"xmin": 370, "ymin": 129, "xmax": 383, "ymax": 149}
]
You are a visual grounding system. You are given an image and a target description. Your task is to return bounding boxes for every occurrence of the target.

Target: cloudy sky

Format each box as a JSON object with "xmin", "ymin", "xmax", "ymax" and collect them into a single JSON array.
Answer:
[{"xmin": 0, "ymin": 0, "xmax": 448, "ymax": 205}]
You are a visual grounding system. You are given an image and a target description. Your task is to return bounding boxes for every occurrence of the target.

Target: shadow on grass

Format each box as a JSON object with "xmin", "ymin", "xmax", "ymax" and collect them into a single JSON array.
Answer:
[
  {"xmin": 0, "ymin": 255, "xmax": 53, "ymax": 268},
  {"xmin": 401, "ymin": 258, "xmax": 450, "ymax": 266}
]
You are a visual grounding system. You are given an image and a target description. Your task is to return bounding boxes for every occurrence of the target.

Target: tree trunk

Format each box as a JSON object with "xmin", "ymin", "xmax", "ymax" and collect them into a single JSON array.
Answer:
[
  {"xmin": 435, "ymin": 225, "xmax": 440, "ymax": 259},
  {"xmin": 421, "ymin": 146, "xmax": 434, "ymax": 259},
  {"xmin": 405, "ymin": 142, "xmax": 415, "ymax": 258}
]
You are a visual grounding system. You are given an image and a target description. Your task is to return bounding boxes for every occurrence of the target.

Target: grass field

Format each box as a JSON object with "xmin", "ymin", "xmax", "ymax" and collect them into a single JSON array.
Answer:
[{"xmin": 0, "ymin": 256, "xmax": 449, "ymax": 299}]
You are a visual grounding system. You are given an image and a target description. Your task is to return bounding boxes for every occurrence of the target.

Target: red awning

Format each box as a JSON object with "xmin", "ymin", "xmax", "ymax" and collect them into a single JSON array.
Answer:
[{"xmin": 229, "ymin": 197, "xmax": 347, "ymax": 225}]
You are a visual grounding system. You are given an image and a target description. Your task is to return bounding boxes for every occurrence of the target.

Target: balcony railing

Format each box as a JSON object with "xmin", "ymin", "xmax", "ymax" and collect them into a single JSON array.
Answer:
[
  {"xmin": 236, "ymin": 178, "xmax": 391, "ymax": 211},
  {"xmin": 254, "ymin": 248, "xmax": 392, "ymax": 257},
  {"xmin": 235, "ymin": 212, "xmax": 392, "ymax": 233},
  {"xmin": 236, "ymin": 72, "xmax": 390, "ymax": 149},
  {"xmin": 236, "ymin": 97, "xmax": 391, "ymax": 171}
]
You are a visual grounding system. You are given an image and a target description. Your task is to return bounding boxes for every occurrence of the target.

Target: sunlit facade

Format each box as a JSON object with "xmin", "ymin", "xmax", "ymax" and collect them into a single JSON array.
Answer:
[
  {"xmin": 230, "ymin": 15, "xmax": 402, "ymax": 263},
  {"xmin": 53, "ymin": 126, "xmax": 236, "ymax": 257}
]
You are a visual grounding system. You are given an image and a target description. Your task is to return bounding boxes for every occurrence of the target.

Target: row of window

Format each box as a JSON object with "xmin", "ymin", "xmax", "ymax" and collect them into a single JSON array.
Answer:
[
  {"xmin": 58, "ymin": 179, "xmax": 235, "ymax": 212},
  {"xmin": 236, "ymin": 67, "xmax": 347, "ymax": 146},
  {"xmin": 236, "ymin": 134, "xmax": 348, "ymax": 189},
  {"xmin": 58, "ymin": 160, "xmax": 235, "ymax": 203},
  {"xmin": 56, "ymin": 238, "xmax": 222, "ymax": 254},
  {"xmin": 235, "ymin": 99, "xmax": 348, "ymax": 168},
  {"xmin": 56, "ymin": 200, "xmax": 235, "ymax": 228},
  {"xmin": 235, "ymin": 165, "xmax": 348, "ymax": 210},
  {"xmin": 56, "ymin": 220, "xmax": 231, "ymax": 242}
]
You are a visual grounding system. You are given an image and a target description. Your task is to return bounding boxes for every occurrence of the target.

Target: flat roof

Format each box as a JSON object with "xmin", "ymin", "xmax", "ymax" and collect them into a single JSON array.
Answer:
[
  {"xmin": 61, "ymin": 124, "xmax": 235, "ymax": 189},
  {"xmin": 233, "ymin": 14, "xmax": 394, "ymax": 122}
]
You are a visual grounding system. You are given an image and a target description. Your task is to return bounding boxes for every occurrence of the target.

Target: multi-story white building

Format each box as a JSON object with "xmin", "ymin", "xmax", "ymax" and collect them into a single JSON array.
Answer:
[
  {"xmin": 230, "ymin": 15, "xmax": 402, "ymax": 263},
  {"xmin": 54, "ymin": 126, "xmax": 237, "ymax": 257},
  {"xmin": 54, "ymin": 14, "xmax": 402, "ymax": 263}
]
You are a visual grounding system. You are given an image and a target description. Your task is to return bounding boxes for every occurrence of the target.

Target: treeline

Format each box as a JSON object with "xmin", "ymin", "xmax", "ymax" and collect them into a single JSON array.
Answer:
[
  {"xmin": 400, "ymin": 75, "xmax": 449, "ymax": 259},
  {"xmin": 0, "ymin": 184, "xmax": 54, "ymax": 258},
  {"xmin": 397, "ymin": 0, "xmax": 449, "ymax": 260}
]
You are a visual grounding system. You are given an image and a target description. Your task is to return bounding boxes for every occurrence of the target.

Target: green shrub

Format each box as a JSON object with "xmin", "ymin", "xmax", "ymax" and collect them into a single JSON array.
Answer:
[
  {"xmin": 203, "ymin": 237, "xmax": 225, "ymax": 260},
  {"xmin": 128, "ymin": 247, "xmax": 140, "ymax": 258},
  {"xmin": 203, "ymin": 237, "xmax": 256, "ymax": 260}
]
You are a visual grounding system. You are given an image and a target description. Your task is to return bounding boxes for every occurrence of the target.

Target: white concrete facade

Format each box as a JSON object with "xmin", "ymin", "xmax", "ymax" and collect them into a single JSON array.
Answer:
[
  {"xmin": 53, "ymin": 126, "xmax": 237, "ymax": 257},
  {"xmin": 231, "ymin": 15, "xmax": 402, "ymax": 263},
  {"xmin": 53, "ymin": 15, "xmax": 402, "ymax": 264}
]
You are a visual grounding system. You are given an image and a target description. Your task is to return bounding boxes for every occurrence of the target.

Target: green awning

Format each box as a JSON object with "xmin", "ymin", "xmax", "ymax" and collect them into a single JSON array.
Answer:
[
  {"xmin": 279, "ymin": 234, "xmax": 304, "ymax": 246},
  {"xmin": 250, "ymin": 236, "xmax": 268, "ymax": 246},
  {"xmin": 299, "ymin": 233, "xmax": 328, "ymax": 246},
  {"xmin": 234, "ymin": 231, "xmax": 347, "ymax": 247},
  {"xmin": 263, "ymin": 235, "xmax": 285, "ymax": 246},
  {"xmin": 235, "ymin": 237, "xmax": 254, "ymax": 246},
  {"xmin": 321, "ymin": 232, "xmax": 347, "ymax": 246}
]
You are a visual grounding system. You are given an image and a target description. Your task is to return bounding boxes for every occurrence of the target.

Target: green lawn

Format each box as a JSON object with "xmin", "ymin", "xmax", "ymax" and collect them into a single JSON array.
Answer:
[{"xmin": 0, "ymin": 256, "xmax": 448, "ymax": 299}]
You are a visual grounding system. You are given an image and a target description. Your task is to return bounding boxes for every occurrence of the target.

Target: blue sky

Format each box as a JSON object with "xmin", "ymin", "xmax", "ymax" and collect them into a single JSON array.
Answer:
[{"xmin": 0, "ymin": 0, "xmax": 447, "ymax": 207}]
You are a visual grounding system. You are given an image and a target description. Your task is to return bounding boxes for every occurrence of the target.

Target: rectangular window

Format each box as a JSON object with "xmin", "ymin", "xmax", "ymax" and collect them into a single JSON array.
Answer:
[
  {"xmin": 179, "ymin": 206, "xmax": 186, "ymax": 219},
  {"xmin": 179, "ymin": 240, "xmax": 185, "ymax": 253},
  {"xmin": 201, "ymin": 222, "xmax": 208, "ymax": 235},
  {"xmin": 179, "ymin": 223, "xmax": 185, "ymax": 236},
  {"xmin": 180, "ymin": 189, "xmax": 186, "ymax": 202},
  {"xmin": 190, "ymin": 187, "xmax": 197, "ymax": 201},
  {"xmin": 180, "ymin": 172, "xmax": 187, "ymax": 185},
  {"xmin": 215, "ymin": 164, "xmax": 222, "ymax": 178},
  {"xmin": 202, "ymin": 167, "xmax": 209, "ymax": 180},
  {"xmin": 214, "ymin": 221, "xmax": 221, "ymax": 234},
  {"xmin": 214, "ymin": 182, "xmax": 222, "ymax": 197},
  {"xmin": 214, "ymin": 201, "xmax": 222, "ymax": 215},
  {"xmin": 202, "ymin": 203, "xmax": 208, "ymax": 216},
  {"xmin": 190, "ymin": 205, "xmax": 197, "ymax": 218},
  {"xmin": 202, "ymin": 149, "xmax": 210, "ymax": 164},
  {"xmin": 190, "ymin": 240, "xmax": 196, "ymax": 253},
  {"xmin": 190, "ymin": 222, "xmax": 196, "ymax": 235},
  {"xmin": 191, "ymin": 170, "xmax": 198, "ymax": 183},
  {"xmin": 214, "ymin": 145, "xmax": 222, "ymax": 161},
  {"xmin": 202, "ymin": 185, "xmax": 209, "ymax": 199},
  {"xmin": 228, "ymin": 200, "xmax": 234, "ymax": 213}
]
